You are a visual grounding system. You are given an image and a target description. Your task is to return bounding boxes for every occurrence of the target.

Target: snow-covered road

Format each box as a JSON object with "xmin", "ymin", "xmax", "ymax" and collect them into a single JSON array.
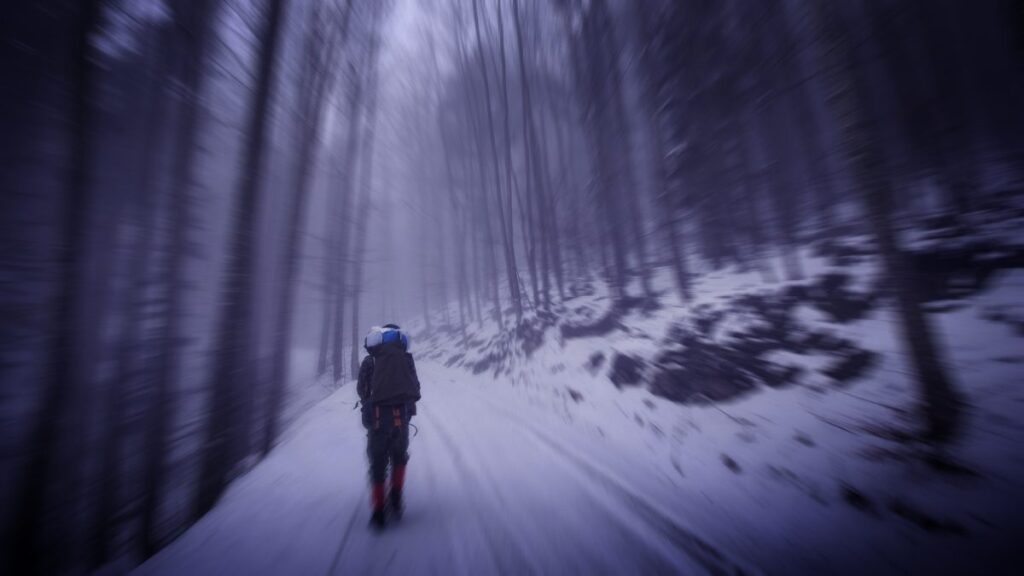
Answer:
[
  {"xmin": 135, "ymin": 361, "xmax": 749, "ymax": 576},
  {"xmin": 133, "ymin": 264, "xmax": 1024, "ymax": 576}
]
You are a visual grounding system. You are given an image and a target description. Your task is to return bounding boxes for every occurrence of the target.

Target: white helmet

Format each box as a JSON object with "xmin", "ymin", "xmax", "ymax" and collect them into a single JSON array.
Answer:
[{"xmin": 364, "ymin": 324, "xmax": 410, "ymax": 351}]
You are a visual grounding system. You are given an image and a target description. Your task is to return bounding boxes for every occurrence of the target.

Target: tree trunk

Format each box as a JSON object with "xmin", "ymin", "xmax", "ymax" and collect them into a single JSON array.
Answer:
[
  {"xmin": 536, "ymin": 76, "xmax": 566, "ymax": 301},
  {"xmin": 8, "ymin": 0, "xmax": 100, "ymax": 571},
  {"xmin": 438, "ymin": 116, "xmax": 469, "ymax": 338},
  {"xmin": 571, "ymin": 5, "xmax": 628, "ymax": 298},
  {"xmin": 512, "ymin": 0, "xmax": 555, "ymax": 309},
  {"xmin": 472, "ymin": 0, "xmax": 522, "ymax": 323},
  {"xmin": 812, "ymin": 3, "xmax": 962, "ymax": 443},
  {"xmin": 332, "ymin": 52, "xmax": 372, "ymax": 383},
  {"xmin": 649, "ymin": 114, "xmax": 691, "ymax": 300},
  {"xmin": 456, "ymin": 29, "xmax": 504, "ymax": 326},
  {"xmin": 265, "ymin": 0, "xmax": 354, "ymax": 455},
  {"xmin": 87, "ymin": 17, "xmax": 172, "ymax": 567},
  {"xmin": 141, "ymin": 0, "xmax": 218, "ymax": 557},
  {"xmin": 195, "ymin": 0, "xmax": 286, "ymax": 518},
  {"xmin": 593, "ymin": 0, "xmax": 651, "ymax": 297},
  {"xmin": 349, "ymin": 34, "xmax": 381, "ymax": 376}
]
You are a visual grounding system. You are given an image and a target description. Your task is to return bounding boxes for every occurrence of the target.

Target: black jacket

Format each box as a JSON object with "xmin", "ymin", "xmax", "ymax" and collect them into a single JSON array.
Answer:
[{"xmin": 357, "ymin": 341, "xmax": 421, "ymax": 407}]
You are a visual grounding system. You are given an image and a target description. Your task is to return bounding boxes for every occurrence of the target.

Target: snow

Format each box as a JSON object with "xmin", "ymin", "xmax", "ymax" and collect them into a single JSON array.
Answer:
[
  {"xmin": 135, "ymin": 264, "xmax": 1024, "ymax": 575},
  {"xmin": 134, "ymin": 365, "xmax": 749, "ymax": 575}
]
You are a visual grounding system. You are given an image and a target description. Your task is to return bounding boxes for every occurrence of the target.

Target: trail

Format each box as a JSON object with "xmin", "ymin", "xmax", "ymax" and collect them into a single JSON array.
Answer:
[{"xmin": 135, "ymin": 360, "xmax": 748, "ymax": 575}]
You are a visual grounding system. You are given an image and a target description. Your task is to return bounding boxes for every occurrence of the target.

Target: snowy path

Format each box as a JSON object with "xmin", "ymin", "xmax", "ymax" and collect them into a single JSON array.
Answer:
[{"xmin": 135, "ymin": 361, "xmax": 749, "ymax": 576}]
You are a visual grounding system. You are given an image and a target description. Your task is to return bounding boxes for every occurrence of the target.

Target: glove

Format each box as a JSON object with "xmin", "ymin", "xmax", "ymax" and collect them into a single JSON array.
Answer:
[{"xmin": 361, "ymin": 403, "xmax": 373, "ymax": 429}]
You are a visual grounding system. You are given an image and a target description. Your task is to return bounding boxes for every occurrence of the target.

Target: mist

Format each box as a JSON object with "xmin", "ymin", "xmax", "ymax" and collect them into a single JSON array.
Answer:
[{"xmin": 2, "ymin": 0, "xmax": 1024, "ymax": 574}]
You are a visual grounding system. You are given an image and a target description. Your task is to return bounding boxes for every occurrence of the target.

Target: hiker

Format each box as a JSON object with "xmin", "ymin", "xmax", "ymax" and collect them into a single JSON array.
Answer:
[{"xmin": 357, "ymin": 324, "xmax": 421, "ymax": 529}]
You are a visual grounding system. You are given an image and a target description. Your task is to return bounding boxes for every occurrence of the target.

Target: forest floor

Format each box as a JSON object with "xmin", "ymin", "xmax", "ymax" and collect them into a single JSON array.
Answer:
[{"xmin": 136, "ymin": 212, "xmax": 1024, "ymax": 575}]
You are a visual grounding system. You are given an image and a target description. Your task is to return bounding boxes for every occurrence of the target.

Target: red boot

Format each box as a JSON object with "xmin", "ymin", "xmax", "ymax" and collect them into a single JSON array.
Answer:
[
  {"xmin": 389, "ymin": 465, "xmax": 406, "ymax": 518},
  {"xmin": 370, "ymin": 483, "xmax": 386, "ymax": 528}
]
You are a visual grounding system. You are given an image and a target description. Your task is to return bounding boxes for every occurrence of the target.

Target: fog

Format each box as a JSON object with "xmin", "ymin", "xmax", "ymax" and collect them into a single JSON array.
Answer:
[{"xmin": 2, "ymin": 0, "xmax": 1023, "ymax": 574}]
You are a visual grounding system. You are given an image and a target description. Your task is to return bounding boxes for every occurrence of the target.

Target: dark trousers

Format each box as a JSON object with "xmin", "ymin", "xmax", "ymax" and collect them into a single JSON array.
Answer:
[{"xmin": 366, "ymin": 404, "xmax": 410, "ymax": 484}]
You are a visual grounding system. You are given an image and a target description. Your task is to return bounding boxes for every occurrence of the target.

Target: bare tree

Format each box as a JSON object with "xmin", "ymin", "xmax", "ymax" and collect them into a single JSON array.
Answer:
[
  {"xmin": 330, "ymin": 44, "xmax": 373, "ymax": 384},
  {"xmin": 264, "ymin": 0, "xmax": 353, "ymax": 456},
  {"xmin": 195, "ymin": 0, "xmax": 287, "ymax": 518},
  {"xmin": 472, "ymin": 0, "xmax": 522, "ymax": 322},
  {"xmin": 812, "ymin": 3, "xmax": 962, "ymax": 443},
  {"xmin": 7, "ymin": 1, "xmax": 101, "ymax": 571},
  {"xmin": 349, "ymin": 3, "xmax": 383, "ymax": 376}
]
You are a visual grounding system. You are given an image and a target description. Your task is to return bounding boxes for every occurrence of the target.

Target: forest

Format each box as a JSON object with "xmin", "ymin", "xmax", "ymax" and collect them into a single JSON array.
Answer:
[{"xmin": 2, "ymin": 0, "xmax": 1023, "ymax": 574}]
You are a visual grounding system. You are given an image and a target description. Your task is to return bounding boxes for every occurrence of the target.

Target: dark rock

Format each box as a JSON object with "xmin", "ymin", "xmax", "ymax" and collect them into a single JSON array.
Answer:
[
  {"xmin": 889, "ymin": 498, "xmax": 969, "ymax": 535},
  {"xmin": 908, "ymin": 241, "xmax": 1024, "ymax": 304},
  {"xmin": 815, "ymin": 237, "xmax": 874, "ymax": 266},
  {"xmin": 840, "ymin": 484, "xmax": 874, "ymax": 513},
  {"xmin": 566, "ymin": 388, "xmax": 584, "ymax": 403},
  {"xmin": 609, "ymin": 353, "xmax": 644, "ymax": 388},
  {"xmin": 721, "ymin": 454, "xmax": 741, "ymax": 473},
  {"xmin": 649, "ymin": 270, "xmax": 878, "ymax": 405},
  {"xmin": 923, "ymin": 454, "xmax": 981, "ymax": 478},
  {"xmin": 793, "ymin": 431, "xmax": 815, "ymax": 447},
  {"xmin": 799, "ymin": 330, "xmax": 847, "ymax": 353},
  {"xmin": 650, "ymin": 340, "xmax": 757, "ymax": 404},
  {"xmin": 823, "ymin": 349, "xmax": 876, "ymax": 385},
  {"xmin": 807, "ymin": 272, "xmax": 875, "ymax": 323},
  {"xmin": 748, "ymin": 362, "xmax": 801, "ymax": 388},
  {"xmin": 517, "ymin": 318, "xmax": 546, "ymax": 357},
  {"xmin": 585, "ymin": 351, "xmax": 605, "ymax": 374},
  {"xmin": 561, "ymin": 297, "xmax": 645, "ymax": 339},
  {"xmin": 471, "ymin": 357, "xmax": 492, "ymax": 375}
]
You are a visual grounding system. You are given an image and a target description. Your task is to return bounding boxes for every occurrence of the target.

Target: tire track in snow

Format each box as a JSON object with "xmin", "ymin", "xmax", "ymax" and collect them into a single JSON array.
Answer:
[
  {"xmin": 423, "ymin": 408, "xmax": 537, "ymax": 574},
  {"xmin": 426, "ymin": 378, "xmax": 698, "ymax": 574},
  {"xmin": 326, "ymin": 506, "xmax": 362, "ymax": 576},
  {"xmin": 452, "ymin": 381, "xmax": 757, "ymax": 576},
  {"xmin": 413, "ymin": 410, "xmax": 501, "ymax": 574}
]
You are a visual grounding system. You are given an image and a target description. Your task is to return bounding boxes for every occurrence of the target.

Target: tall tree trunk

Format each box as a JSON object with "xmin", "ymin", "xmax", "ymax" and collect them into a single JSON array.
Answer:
[
  {"xmin": 141, "ymin": 0, "xmax": 218, "ymax": 557},
  {"xmin": 751, "ymin": 22, "xmax": 803, "ymax": 281},
  {"xmin": 421, "ymin": 221, "xmax": 433, "ymax": 332},
  {"xmin": 265, "ymin": 0, "xmax": 353, "ymax": 455},
  {"xmin": 512, "ymin": 0, "xmax": 554, "ymax": 309},
  {"xmin": 436, "ymin": 217, "xmax": 451, "ymax": 328},
  {"xmin": 8, "ymin": 1, "xmax": 100, "ymax": 571},
  {"xmin": 632, "ymin": 3, "xmax": 689, "ymax": 300},
  {"xmin": 812, "ymin": 3, "xmax": 962, "ymax": 442},
  {"xmin": 194, "ymin": 0, "xmax": 286, "ymax": 518},
  {"xmin": 349, "ymin": 34, "xmax": 381, "ymax": 376},
  {"xmin": 648, "ymin": 114, "xmax": 691, "ymax": 300},
  {"xmin": 462, "ymin": 143, "xmax": 484, "ymax": 323},
  {"xmin": 492, "ymin": 0, "xmax": 516, "ymax": 317},
  {"xmin": 332, "ymin": 51, "xmax": 371, "ymax": 383},
  {"xmin": 738, "ymin": 102, "xmax": 777, "ymax": 284},
  {"xmin": 317, "ymin": 178, "xmax": 338, "ymax": 377},
  {"xmin": 537, "ymin": 77, "xmax": 566, "ymax": 301},
  {"xmin": 438, "ymin": 116, "xmax": 469, "ymax": 337},
  {"xmin": 88, "ymin": 17, "xmax": 173, "ymax": 567},
  {"xmin": 472, "ymin": 0, "xmax": 522, "ymax": 323},
  {"xmin": 456, "ymin": 31, "xmax": 504, "ymax": 326},
  {"xmin": 569, "ymin": 4, "xmax": 628, "ymax": 298},
  {"xmin": 593, "ymin": 0, "xmax": 651, "ymax": 296},
  {"xmin": 316, "ymin": 159, "xmax": 344, "ymax": 377},
  {"xmin": 556, "ymin": 112, "xmax": 587, "ymax": 281}
]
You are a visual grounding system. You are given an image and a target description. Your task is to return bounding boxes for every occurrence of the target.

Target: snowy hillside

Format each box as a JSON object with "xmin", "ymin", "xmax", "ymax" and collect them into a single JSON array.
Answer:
[{"xmin": 137, "ymin": 227, "xmax": 1024, "ymax": 575}]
